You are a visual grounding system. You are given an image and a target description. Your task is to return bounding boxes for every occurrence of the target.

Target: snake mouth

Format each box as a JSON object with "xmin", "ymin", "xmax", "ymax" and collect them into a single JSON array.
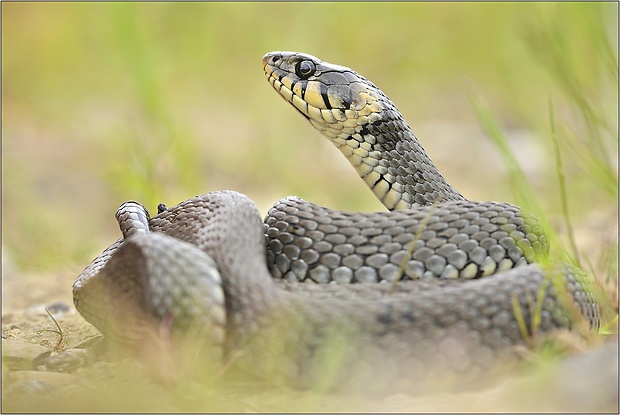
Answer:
[
  {"xmin": 280, "ymin": 98, "xmax": 311, "ymax": 123},
  {"xmin": 264, "ymin": 68, "xmax": 312, "ymax": 123},
  {"xmin": 290, "ymin": 103, "xmax": 311, "ymax": 122}
]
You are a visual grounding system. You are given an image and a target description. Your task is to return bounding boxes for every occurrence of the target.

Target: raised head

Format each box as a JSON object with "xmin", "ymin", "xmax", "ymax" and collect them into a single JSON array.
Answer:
[
  {"xmin": 262, "ymin": 51, "xmax": 399, "ymax": 144},
  {"xmin": 263, "ymin": 51, "xmax": 465, "ymax": 209}
]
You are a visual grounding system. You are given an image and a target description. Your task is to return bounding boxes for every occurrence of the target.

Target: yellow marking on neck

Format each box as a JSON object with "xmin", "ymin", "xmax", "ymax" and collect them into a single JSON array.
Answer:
[
  {"xmin": 363, "ymin": 170, "xmax": 381, "ymax": 188},
  {"xmin": 343, "ymin": 117, "xmax": 358, "ymax": 129},
  {"xmin": 359, "ymin": 141, "xmax": 372, "ymax": 152},
  {"xmin": 382, "ymin": 189, "xmax": 401, "ymax": 210},
  {"xmin": 346, "ymin": 139, "xmax": 360, "ymax": 149},
  {"xmin": 357, "ymin": 115, "xmax": 369, "ymax": 125},
  {"xmin": 347, "ymin": 152, "xmax": 363, "ymax": 167},
  {"xmin": 357, "ymin": 163, "xmax": 374, "ymax": 177},
  {"xmin": 372, "ymin": 178, "xmax": 390, "ymax": 199},
  {"xmin": 352, "ymin": 146, "xmax": 369, "ymax": 159},
  {"xmin": 362, "ymin": 156, "xmax": 380, "ymax": 167}
]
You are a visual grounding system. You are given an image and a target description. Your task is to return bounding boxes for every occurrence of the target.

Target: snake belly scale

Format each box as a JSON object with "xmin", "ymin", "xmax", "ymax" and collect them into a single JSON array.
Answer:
[{"xmin": 73, "ymin": 51, "xmax": 599, "ymax": 392}]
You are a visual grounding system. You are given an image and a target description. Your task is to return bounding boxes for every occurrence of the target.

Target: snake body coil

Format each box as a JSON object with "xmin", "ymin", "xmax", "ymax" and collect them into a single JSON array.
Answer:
[{"xmin": 73, "ymin": 52, "xmax": 599, "ymax": 393}]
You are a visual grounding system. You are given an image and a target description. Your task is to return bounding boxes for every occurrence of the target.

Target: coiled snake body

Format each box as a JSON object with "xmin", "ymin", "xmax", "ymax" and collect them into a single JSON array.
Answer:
[{"xmin": 73, "ymin": 52, "xmax": 599, "ymax": 392}]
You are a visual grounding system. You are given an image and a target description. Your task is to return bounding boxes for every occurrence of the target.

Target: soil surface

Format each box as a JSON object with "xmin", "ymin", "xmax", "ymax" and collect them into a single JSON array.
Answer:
[{"xmin": 2, "ymin": 258, "xmax": 618, "ymax": 412}]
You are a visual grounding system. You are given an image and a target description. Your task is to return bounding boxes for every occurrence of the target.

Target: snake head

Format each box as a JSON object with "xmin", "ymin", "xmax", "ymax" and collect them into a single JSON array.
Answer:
[
  {"xmin": 262, "ymin": 51, "xmax": 388, "ymax": 142},
  {"xmin": 263, "ymin": 51, "xmax": 460, "ymax": 210}
]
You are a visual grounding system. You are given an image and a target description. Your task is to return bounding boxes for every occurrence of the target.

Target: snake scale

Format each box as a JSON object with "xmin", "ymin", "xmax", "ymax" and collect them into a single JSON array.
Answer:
[{"xmin": 73, "ymin": 51, "xmax": 599, "ymax": 393}]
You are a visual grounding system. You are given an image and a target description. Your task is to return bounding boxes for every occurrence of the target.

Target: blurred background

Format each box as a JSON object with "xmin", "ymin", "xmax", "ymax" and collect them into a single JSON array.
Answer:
[{"xmin": 2, "ymin": 3, "xmax": 617, "ymax": 300}]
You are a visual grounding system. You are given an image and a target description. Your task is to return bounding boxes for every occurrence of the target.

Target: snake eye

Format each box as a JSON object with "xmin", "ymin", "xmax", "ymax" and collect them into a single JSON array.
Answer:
[{"xmin": 295, "ymin": 60, "xmax": 316, "ymax": 79}]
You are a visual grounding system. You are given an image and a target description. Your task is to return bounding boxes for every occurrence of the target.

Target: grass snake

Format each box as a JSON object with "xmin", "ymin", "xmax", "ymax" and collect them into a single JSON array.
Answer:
[{"xmin": 73, "ymin": 51, "xmax": 599, "ymax": 392}]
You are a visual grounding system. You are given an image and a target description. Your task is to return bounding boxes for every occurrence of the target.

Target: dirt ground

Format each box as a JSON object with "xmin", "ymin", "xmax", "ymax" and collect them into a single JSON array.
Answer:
[{"xmin": 2, "ymin": 253, "xmax": 618, "ymax": 412}]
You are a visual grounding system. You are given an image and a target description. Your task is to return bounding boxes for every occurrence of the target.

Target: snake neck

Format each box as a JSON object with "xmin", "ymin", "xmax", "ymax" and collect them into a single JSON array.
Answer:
[
  {"xmin": 329, "ymin": 108, "xmax": 466, "ymax": 210},
  {"xmin": 308, "ymin": 80, "xmax": 467, "ymax": 210}
]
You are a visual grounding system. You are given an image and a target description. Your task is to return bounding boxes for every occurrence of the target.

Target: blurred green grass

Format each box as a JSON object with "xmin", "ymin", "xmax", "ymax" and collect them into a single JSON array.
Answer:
[{"xmin": 2, "ymin": 2, "xmax": 617, "ymax": 285}]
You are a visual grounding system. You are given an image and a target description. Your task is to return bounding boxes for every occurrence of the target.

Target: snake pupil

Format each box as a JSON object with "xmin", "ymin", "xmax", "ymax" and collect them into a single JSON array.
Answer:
[{"xmin": 295, "ymin": 60, "xmax": 316, "ymax": 79}]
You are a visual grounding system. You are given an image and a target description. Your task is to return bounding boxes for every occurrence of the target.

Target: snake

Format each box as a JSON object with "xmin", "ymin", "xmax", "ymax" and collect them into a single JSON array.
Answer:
[{"xmin": 73, "ymin": 51, "xmax": 599, "ymax": 393}]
